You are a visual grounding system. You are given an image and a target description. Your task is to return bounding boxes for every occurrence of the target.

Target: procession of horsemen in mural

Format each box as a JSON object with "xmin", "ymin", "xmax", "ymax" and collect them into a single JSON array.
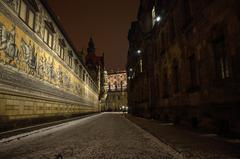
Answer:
[{"xmin": 0, "ymin": 22, "xmax": 84, "ymax": 97}]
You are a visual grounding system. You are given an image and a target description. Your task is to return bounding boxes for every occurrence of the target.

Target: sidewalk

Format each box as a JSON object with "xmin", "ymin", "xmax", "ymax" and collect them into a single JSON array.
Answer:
[{"xmin": 126, "ymin": 115, "xmax": 240, "ymax": 159}]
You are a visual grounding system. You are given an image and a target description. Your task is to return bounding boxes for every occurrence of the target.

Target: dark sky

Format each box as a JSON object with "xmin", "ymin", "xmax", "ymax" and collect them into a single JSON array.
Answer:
[{"xmin": 47, "ymin": 0, "xmax": 139, "ymax": 70}]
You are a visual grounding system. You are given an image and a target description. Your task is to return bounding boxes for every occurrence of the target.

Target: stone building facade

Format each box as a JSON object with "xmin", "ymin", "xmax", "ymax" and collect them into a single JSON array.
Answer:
[
  {"xmin": 127, "ymin": 0, "xmax": 240, "ymax": 133},
  {"xmin": 0, "ymin": 0, "xmax": 100, "ymax": 129},
  {"xmin": 127, "ymin": 21, "xmax": 150, "ymax": 117},
  {"xmin": 104, "ymin": 71, "xmax": 127, "ymax": 111},
  {"xmin": 85, "ymin": 37, "xmax": 107, "ymax": 111}
]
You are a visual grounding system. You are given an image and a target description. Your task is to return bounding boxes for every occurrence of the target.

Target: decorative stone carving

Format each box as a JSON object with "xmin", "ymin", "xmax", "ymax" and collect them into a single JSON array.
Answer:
[{"xmin": 0, "ymin": 24, "xmax": 19, "ymax": 66}]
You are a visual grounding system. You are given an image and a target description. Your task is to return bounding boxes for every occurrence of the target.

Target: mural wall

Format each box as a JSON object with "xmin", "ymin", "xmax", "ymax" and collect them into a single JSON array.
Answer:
[{"xmin": 0, "ymin": 0, "xmax": 99, "ymax": 123}]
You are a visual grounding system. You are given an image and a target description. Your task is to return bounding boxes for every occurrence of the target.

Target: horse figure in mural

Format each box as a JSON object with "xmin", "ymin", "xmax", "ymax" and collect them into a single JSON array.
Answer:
[
  {"xmin": 21, "ymin": 39, "xmax": 37, "ymax": 74},
  {"xmin": 0, "ymin": 24, "xmax": 19, "ymax": 65}
]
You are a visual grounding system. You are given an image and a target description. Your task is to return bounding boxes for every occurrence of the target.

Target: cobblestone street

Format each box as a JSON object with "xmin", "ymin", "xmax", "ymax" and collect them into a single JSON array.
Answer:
[{"xmin": 0, "ymin": 113, "xmax": 178, "ymax": 159}]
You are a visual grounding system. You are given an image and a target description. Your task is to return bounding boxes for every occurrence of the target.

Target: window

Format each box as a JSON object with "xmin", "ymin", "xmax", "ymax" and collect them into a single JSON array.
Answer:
[
  {"xmin": 44, "ymin": 28, "xmax": 53, "ymax": 48},
  {"xmin": 114, "ymin": 81, "xmax": 117, "ymax": 90},
  {"xmin": 189, "ymin": 54, "xmax": 199, "ymax": 88},
  {"xmin": 19, "ymin": 1, "xmax": 27, "ymax": 21},
  {"xmin": 58, "ymin": 39, "xmax": 65, "ymax": 60},
  {"xmin": 120, "ymin": 81, "xmax": 123, "ymax": 91},
  {"xmin": 68, "ymin": 51, "xmax": 73, "ymax": 67},
  {"xmin": 28, "ymin": 10, "xmax": 34, "ymax": 29},
  {"xmin": 48, "ymin": 34, "xmax": 53, "ymax": 47},
  {"xmin": 19, "ymin": 0, "xmax": 36, "ymax": 30},
  {"xmin": 69, "ymin": 56, "xmax": 72, "ymax": 67},
  {"xmin": 59, "ymin": 45, "xmax": 64, "ymax": 59},
  {"xmin": 86, "ymin": 75, "xmax": 89, "ymax": 84},
  {"xmin": 212, "ymin": 36, "xmax": 230, "ymax": 80},
  {"xmin": 44, "ymin": 21, "xmax": 55, "ymax": 49}
]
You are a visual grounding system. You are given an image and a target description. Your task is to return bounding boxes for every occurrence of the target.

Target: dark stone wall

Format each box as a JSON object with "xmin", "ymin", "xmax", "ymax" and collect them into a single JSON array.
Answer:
[{"xmin": 128, "ymin": 0, "xmax": 240, "ymax": 133}]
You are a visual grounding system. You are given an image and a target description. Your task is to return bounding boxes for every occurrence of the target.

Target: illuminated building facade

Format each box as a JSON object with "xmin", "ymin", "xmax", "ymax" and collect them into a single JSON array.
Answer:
[
  {"xmin": 85, "ymin": 37, "xmax": 107, "ymax": 110},
  {"xmin": 104, "ymin": 71, "xmax": 127, "ymax": 111},
  {"xmin": 0, "ymin": 0, "xmax": 100, "ymax": 130}
]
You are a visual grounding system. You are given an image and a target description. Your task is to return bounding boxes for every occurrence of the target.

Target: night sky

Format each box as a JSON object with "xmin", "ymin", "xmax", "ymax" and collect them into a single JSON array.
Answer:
[{"xmin": 48, "ymin": 0, "xmax": 139, "ymax": 70}]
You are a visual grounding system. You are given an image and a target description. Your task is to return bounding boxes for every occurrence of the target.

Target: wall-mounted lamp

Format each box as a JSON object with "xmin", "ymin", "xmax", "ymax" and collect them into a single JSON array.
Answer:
[{"xmin": 156, "ymin": 16, "xmax": 161, "ymax": 22}]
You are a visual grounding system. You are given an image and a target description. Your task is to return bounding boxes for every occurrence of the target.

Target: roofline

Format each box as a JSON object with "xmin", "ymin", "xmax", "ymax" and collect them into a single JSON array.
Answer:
[
  {"xmin": 39, "ymin": 0, "xmax": 99, "ymax": 89},
  {"xmin": 39, "ymin": 0, "xmax": 86, "ymax": 66}
]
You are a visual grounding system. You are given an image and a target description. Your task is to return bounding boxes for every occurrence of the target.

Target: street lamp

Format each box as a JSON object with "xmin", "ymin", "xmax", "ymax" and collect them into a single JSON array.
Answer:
[
  {"xmin": 137, "ymin": 50, "xmax": 141, "ymax": 54},
  {"xmin": 156, "ymin": 16, "xmax": 161, "ymax": 22}
]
